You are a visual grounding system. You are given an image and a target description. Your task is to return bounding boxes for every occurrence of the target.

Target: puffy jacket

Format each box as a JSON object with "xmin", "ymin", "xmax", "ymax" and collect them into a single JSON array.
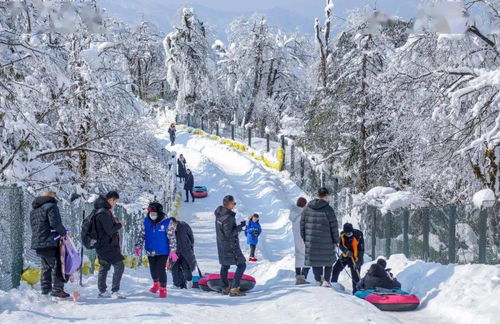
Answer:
[
  {"xmin": 215, "ymin": 206, "xmax": 246, "ymax": 265},
  {"xmin": 177, "ymin": 158, "xmax": 187, "ymax": 178},
  {"xmin": 94, "ymin": 196, "xmax": 123, "ymax": 264},
  {"xmin": 144, "ymin": 215, "xmax": 171, "ymax": 255},
  {"xmin": 339, "ymin": 229, "xmax": 365, "ymax": 264},
  {"xmin": 361, "ymin": 263, "xmax": 402, "ymax": 290},
  {"xmin": 175, "ymin": 221, "xmax": 197, "ymax": 271},
  {"xmin": 300, "ymin": 199, "xmax": 339, "ymax": 267},
  {"xmin": 246, "ymin": 220, "xmax": 262, "ymax": 245},
  {"xmin": 30, "ymin": 196, "xmax": 67, "ymax": 250},
  {"xmin": 184, "ymin": 173, "xmax": 194, "ymax": 190},
  {"xmin": 289, "ymin": 206, "xmax": 306, "ymax": 268}
]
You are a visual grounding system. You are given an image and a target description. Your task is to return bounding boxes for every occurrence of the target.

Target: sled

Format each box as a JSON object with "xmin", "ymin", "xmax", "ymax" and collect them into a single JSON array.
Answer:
[
  {"xmin": 198, "ymin": 276, "xmax": 212, "ymax": 292},
  {"xmin": 355, "ymin": 289, "xmax": 419, "ymax": 311},
  {"xmin": 192, "ymin": 186, "xmax": 208, "ymax": 198},
  {"xmin": 206, "ymin": 272, "xmax": 256, "ymax": 292}
]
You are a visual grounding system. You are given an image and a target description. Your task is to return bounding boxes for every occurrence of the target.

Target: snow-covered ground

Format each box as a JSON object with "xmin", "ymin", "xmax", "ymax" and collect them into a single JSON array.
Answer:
[{"xmin": 1, "ymin": 128, "xmax": 498, "ymax": 324}]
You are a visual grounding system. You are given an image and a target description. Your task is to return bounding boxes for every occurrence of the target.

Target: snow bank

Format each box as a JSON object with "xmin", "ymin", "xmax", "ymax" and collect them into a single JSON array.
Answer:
[
  {"xmin": 353, "ymin": 186, "xmax": 419, "ymax": 214},
  {"xmin": 472, "ymin": 188, "xmax": 496, "ymax": 209}
]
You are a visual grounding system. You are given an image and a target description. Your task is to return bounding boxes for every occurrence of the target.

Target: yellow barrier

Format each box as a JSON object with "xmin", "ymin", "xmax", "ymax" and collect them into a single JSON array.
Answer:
[
  {"xmin": 95, "ymin": 258, "xmax": 100, "ymax": 271},
  {"xmin": 21, "ymin": 268, "xmax": 41, "ymax": 286},
  {"xmin": 142, "ymin": 256, "xmax": 149, "ymax": 267},
  {"xmin": 82, "ymin": 261, "xmax": 90, "ymax": 275}
]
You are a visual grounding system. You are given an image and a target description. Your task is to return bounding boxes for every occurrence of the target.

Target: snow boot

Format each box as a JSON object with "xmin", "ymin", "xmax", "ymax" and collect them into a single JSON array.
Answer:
[
  {"xmin": 229, "ymin": 287, "xmax": 246, "ymax": 297},
  {"xmin": 150, "ymin": 281, "xmax": 160, "ymax": 294},
  {"xmin": 221, "ymin": 287, "xmax": 231, "ymax": 295},
  {"xmin": 111, "ymin": 291, "xmax": 126, "ymax": 299},
  {"xmin": 186, "ymin": 281, "xmax": 193, "ymax": 289},
  {"xmin": 159, "ymin": 287, "xmax": 167, "ymax": 298},
  {"xmin": 98, "ymin": 290, "xmax": 111, "ymax": 298},
  {"xmin": 249, "ymin": 257, "xmax": 257, "ymax": 262},
  {"xmin": 51, "ymin": 291, "xmax": 70, "ymax": 299},
  {"xmin": 321, "ymin": 281, "xmax": 332, "ymax": 288},
  {"xmin": 295, "ymin": 275, "xmax": 309, "ymax": 285}
]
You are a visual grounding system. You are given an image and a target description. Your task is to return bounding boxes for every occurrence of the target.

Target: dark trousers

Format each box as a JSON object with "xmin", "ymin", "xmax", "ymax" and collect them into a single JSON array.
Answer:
[
  {"xmin": 170, "ymin": 135, "xmax": 175, "ymax": 145},
  {"xmin": 185, "ymin": 189, "xmax": 194, "ymax": 201},
  {"xmin": 36, "ymin": 247, "xmax": 65, "ymax": 294},
  {"xmin": 98, "ymin": 259, "xmax": 125, "ymax": 293},
  {"xmin": 331, "ymin": 258, "xmax": 361, "ymax": 292},
  {"xmin": 249, "ymin": 244, "xmax": 256, "ymax": 258},
  {"xmin": 148, "ymin": 255, "xmax": 168, "ymax": 288},
  {"xmin": 312, "ymin": 266, "xmax": 333, "ymax": 282},
  {"xmin": 295, "ymin": 267, "xmax": 310, "ymax": 277},
  {"xmin": 171, "ymin": 256, "xmax": 193, "ymax": 288},
  {"xmin": 220, "ymin": 263, "xmax": 246, "ymax": 289}
]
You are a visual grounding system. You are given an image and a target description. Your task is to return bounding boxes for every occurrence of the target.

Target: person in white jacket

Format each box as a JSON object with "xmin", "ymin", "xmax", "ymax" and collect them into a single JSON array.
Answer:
[{"xmin": 289, "ymin": 197, "xmax": 310, "ymax": 285}]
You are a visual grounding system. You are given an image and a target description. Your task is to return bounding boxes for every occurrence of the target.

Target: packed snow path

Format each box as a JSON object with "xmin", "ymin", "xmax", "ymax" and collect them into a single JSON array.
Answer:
[{"xmin": 2, "ymin": 128, "xmax": 488, "ymax": 324}]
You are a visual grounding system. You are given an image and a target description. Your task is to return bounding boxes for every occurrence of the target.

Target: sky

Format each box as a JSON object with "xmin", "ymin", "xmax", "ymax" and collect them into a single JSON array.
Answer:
[{"xmin": 97, "ymin": 0, "xmax": 421, "ymax": 39}]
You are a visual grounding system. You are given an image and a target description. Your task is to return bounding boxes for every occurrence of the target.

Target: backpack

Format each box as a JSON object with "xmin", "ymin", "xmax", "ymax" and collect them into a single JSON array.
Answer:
[{"xmin": 81, "ymin": 208, "xmax": 106, "ymax": 249}]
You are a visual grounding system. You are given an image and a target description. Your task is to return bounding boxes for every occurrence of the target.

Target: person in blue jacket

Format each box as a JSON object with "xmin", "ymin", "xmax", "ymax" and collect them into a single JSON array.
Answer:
[
  {"xmin": 246, "ymin": 214, "xmax": 262, "ymax": 262},
  {"xmin": 135, "ymin": 202, "xmax": 178, "ymax": 298}
]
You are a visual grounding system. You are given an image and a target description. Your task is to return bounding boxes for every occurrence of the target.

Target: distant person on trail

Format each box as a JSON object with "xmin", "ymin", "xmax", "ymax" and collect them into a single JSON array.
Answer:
[
  {"xmin": 290, "ymin": 197, "xmax": 310, "ymax": 285},
  {"xmin": 245, "ymin": 213, "xmax": 262, "ymax": 262},
  {"xmin": 300, "ymin": 187, "xmax": 339, "ymax": 287},
  {"xmin": 184, "ymin": 169, "xmax": 195, "ymax": 202},
  {"xmin": 168, "ymin": 123, "xmax": 176, "ymax": 146},
  {"xmin": 357, "ymin": 258, "xmax": 401, "ymax": 291},
  {"xmin": 177, "ymin": 154, "xmax": 187, "ymax": 183},
  {"xmin": 135, "ymin": 202, "xmax": 176, "ymax": 298},
  {"xmin": 215, "ymin": 195, "xmax": 247, "ymax": 297},
  {"xmin": 30, "ymin": 190, "xmax": 69, "ymax": 298},
  {"xmin": 168, "ymin": 218, "xmax": 197, "ymax": 289},
  {"xmin": 94, "ymin": 191, "xmax": 126, "ymax": 299},
  {"xmin": 331, "ymin": 223, "xmax": 364, "ymax": 293}
]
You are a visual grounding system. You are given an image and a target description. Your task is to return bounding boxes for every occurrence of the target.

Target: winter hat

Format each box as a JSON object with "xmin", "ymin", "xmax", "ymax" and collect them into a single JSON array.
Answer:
[
  {"xmin": 377, "ymin": 258, "xmax": 387, "ymax": 269},
  {"xmin": 147, "ymin": 202, "xmax": 163, "ymax": 214},
  {"xmin": 343, "ymin": 223, "xmax": 354, "ymax": 233}
]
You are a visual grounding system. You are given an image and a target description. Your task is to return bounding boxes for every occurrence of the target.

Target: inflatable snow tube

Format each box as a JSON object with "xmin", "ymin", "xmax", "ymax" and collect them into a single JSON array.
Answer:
[
  {"xmin": 192, "ymin": 186, "xmax": 208, "ymax": 198},
  {"xmin": 365, "ymin": 292, "xmax": 420, "ymax": 311},
  {"xmin": 198, "ymin": 277, "xmax": 212, "ymax": 292},
  {"xmin": 206, "ymin": 273, "xmax": 256, "ymax": 292},
  {"xmin": 355, "ymin": 289, "xmax": 409, "ymax": 300}
]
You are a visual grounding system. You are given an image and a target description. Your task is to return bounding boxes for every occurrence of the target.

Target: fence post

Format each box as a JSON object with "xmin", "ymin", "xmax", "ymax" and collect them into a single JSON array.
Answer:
[
  {"xmin": 231, "ymin": 124, "xmax": 235, "ymax": 140},
  {"xmin": 478, "ymin": 206, "xmax": 488, "ymax": 263},
  {"xmin": 281, "ymin": 135, "xmax": 286, "ymax": 169},
  {"xmin": 423, "ymin": 209, "xmax": 430, "ymax": 262},
  {"xmin": 187, "ymin": 113, "xmax": 191, "ymax": 127},
  {"xmin": 290, "ymin": 144, "xmax": 295, "ymax": 176},
  {"xmin": 448, "ymin": 205, "xmax": 456, "ymax": 264},
  {"xmin": 216, "ymin": 123, "xmax": 219, "ymax": 137},
  {"xmin": 201, "ymin": 117, "xmax": 204, "ymax": 131},
  {"xmin": 368, "ymin": 205, "xmax": 377, "ymax": 259},
  {"xmin": 384, "ymin": 211, "xmax": 391, "ymax": 257},
  {"xmin": 403, "ymin": 208, "xmax": 409, "ymax": 258},
  {"xmin": 248, "ymin": 127, "xmax": 251, "ymax": 147},
  {"xmin": 266, "ymin": 134, "xmax": 270, "ymax": 152}
]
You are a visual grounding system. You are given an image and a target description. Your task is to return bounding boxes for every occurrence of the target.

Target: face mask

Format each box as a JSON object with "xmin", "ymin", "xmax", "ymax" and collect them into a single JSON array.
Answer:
[
  {"xmin": 150, "ymin": 215, "xmax": 158, "ymax": 221},
  {"xmin": 345, "ymin": 232, "xmax": 353, "ymax": 237}
]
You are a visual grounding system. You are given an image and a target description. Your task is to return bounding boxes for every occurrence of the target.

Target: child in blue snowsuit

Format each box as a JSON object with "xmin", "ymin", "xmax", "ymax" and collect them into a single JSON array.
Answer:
[{"xmin": 246, "ymin": 214, "xmax": 262, "ymax": 262}]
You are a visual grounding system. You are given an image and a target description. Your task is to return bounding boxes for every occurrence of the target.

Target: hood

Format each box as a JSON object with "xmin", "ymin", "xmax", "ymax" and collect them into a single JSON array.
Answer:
[
  {"xmin": 32, "ymin": 196, "xmax": 57, "ymax": 209},
  {"xmin": 367, "ymin": 263, "xmax": 387, "ymax": 278},
  {"xmin": 94, "ymin": 195, "xmax": 111, "ymax": 210},
  {"xmin": 215, "ymin": 206, "xmax": 235, "ymax": 220},
  {"xmin": 307, "ymin": 198, "xmax": 329, "ymax": 210}
]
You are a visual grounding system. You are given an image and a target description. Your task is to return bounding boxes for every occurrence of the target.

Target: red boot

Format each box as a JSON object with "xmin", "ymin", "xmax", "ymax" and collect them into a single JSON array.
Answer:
[
  {"xmin": 159, "ymin": 287, "xmax": 167, "ymax": 298},
  {"xmin": 149, "ymin": 281, "xmax": 160, "ymax": 294}
]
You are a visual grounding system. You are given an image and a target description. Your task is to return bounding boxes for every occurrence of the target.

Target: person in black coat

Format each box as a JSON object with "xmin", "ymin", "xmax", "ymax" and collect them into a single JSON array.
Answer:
[
  {"xmin": 169, "ymin": 218, "xmax": 197, "ymax": 289},
  {"xmin": 30, "ymin": 191, "xmax": 69, "ymax": 298},
  {"xmin": 331, "ymin": 223, "xmax": 364, "ymax": 293},
  {"xmin": 357, "ymin": 258, "xmax": 402, "ymax": 291},
  {"xmin": 168, "ymin": 124, "xmax": 176, "ymax": 145},
  {"xmin": 215, "ymin": 195, "xmax": 247, "ymax": 296},
  {"xmin": 184, "ymin": 169, "xmax": 195, "ymax": 202},
  {"xmin": 300, "ymin": 187, "xmax": 339, "ymax": 287},
  {"xmin": 93, "ymin": 191, "xmax": 126, "ymax": 298},
  {"xmin": 177, "ymin": 154, "xmax": 187, "ymax": 183}
]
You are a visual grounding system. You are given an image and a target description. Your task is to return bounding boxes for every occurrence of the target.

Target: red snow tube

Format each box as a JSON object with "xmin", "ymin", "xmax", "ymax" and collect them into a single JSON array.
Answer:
[
  {"xmin": 365, "ymin": 293, "xmax": 420, "ymax": 311},
  {"xmin": 198, "ymin": 276, "xmax": 212, "ymax": 292},
  {"xmin": 206, "ymin": 272, "xmax": 256, "ymax": 292},
  {"xmin": 192, "ymin": 186, "xmax": 208, "ymax": 198}
]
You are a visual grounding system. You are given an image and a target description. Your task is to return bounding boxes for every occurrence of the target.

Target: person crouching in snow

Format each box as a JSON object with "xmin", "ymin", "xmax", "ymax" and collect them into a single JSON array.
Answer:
[
  {"xmin": 357, "ymin": 258, "xmax": 401, "ymax": 291},
  {"xmin": 246, "ymin": 214, "xmax": 262, "ymax": 262},
  {"xmin": 135, "ymin": 202, "xmax": 178, "ymax": 298},
  {"xmin": 168, "ymin": 218, "xmax": 197, "ymax": 289}
]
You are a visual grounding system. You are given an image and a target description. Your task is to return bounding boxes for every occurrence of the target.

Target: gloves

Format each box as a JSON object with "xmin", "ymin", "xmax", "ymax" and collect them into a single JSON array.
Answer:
[
  {"xmin": 169, "ymin": 251, "xmax": 179, "ymax": 262},
  {"xmin": 240, "ymin": 221, "xmax": 246, "ymax": 227},
  {"xmin": 135, "ymin": 247, "xmax": 141, "ymax": 257}
]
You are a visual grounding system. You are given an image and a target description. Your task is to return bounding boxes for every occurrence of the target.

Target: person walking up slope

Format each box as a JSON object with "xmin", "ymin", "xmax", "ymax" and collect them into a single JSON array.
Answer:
[
  {"xmin": 168, "ymin": 218, "xmax": 197, "ymax": 289},
  {"xmin": 135, "ymin": 202, "xmax": 177, "ymax": 298},
  {"xmin": 168, "ymin": 123, "xmax": 176, "ymax": 146},
  {"xmin": 30, "ymin": 190, "xmax": 69, "ymax": 298},
  {"xmin": 177, "ymin": 154, "xmax": 187, "ymax": 183},
  {"xmin": 215, "ymin": 195, "xmax": 247, "ymax": 297},
  {"xmin": 331, "ymin": 223, "xmax": 364, "ymax": 293},
  {"xmin": 300, "ymin": 187, "xmax": 339, "ymax": 287},
  {"xmin": 184, "ymin": 169, "xmax": 195, "ymax": 202},
  {"xmin": 246, "ymin": 214, "xmax": 262, "ymax": 262},
  {"xmin": 290, "ymin": 197, "xmax": 310, "ymax": 285}
]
